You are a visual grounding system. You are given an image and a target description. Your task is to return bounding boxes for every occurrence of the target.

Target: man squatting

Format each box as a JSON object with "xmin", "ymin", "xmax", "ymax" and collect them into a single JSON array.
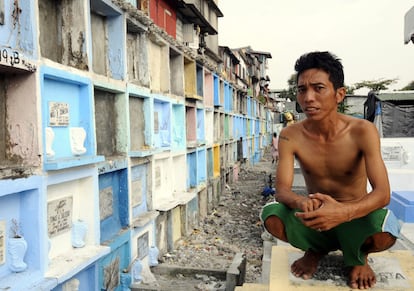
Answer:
[{"xmin": 261, "ymin": 51, "xmax": 400, "ymax": 290}]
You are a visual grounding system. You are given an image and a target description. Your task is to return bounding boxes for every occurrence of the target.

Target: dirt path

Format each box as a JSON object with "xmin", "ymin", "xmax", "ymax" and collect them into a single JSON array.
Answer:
[{"xmin": 135, "ymin": 148, "xmax": 277, "ymax": 290}]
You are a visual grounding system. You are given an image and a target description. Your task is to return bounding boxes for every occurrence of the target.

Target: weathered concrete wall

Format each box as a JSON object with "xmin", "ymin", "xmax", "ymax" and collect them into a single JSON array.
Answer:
[
  {"xmin": 95, "ymin": 89, "xmax": 117, "ymax": 156},
  {"xmin": 129, "ymin": 96, "xmax": 146, "ymax": 151},
  {"xmin": 61, "ymin": 0, "xmax": 88, "ymax": 69},
  {"xmin": 156, "ymin": 212, "xmax": 168, "ymax": 254},
  {"xmin": 169, "ymin": 49, "xmax": 184, "ymax": 96},
  {"xmin": 152, "ymin": 154, "xmax": 173, "ymax": 209},
  {"xmin": 149, "ymin": 41, "xmax": 169, "ymax": 93},
  {"xmin": 38, "ymin": 0, "xmax": 61, "ymax": 62},
  {"xmin": 6, "ymin": 73, "xmax": 40, "ymax": 168},
  {"xmin": 39, "ymin": 0, "xmax": 88, "ymax": 70},
  {"xmin": 184, "ymin": 58, "xmax": 196, "ymax": 97},
  {"xmin": 91, "ymin": 12, "xmax": 107, "ymax": 76},
  {"xmin": 180, "ymin": 196, "xmax": 200, "ymax": 237},
  {"xmin": 198, "ymin": 187, "xmax": 208, "ymax": 219},
  {"xmin": 127, "ymin": 32, "xmax": 150, "ymax": 87},
  {"xmin": 169, "ymin": 206, "xmax": 181, "ymax": 249},
  {"xmin": 186, "ymin": 106, "xmax": 196, "ymax": 143},
  {"xmin": 172, "ymin": 154, "xmax": 186, "ymax": 192},
  {"xmin": 0, "ymin": 0, "xmax": 36, "ymax": 55}
]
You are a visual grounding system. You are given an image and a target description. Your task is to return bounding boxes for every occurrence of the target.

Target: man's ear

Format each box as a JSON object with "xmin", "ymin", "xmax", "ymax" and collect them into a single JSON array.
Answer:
[{"xmin": 336, "ymin": 87, "xmax": 346, "ymax": 104}]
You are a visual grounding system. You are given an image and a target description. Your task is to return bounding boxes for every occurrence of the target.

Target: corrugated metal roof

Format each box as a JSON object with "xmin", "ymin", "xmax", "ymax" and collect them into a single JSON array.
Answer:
[{"xmin": 376, "ymin": 92, "xmax": 414, "ymax": 101}]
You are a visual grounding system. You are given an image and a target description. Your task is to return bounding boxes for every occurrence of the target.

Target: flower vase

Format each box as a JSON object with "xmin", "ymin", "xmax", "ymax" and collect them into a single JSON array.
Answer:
[
  {"xmin": 148, "ymin": 246, "xmax": 159, "ymax": 267},
  {"xmin": 120, "ymin": 272, "xmax": 132, "ymax": 291},
  {"xmin": 8, "ymin": 237, "xmax": 28, "ymax": 272},
  {"xmin": 132, "ymin": 260, "xmax": 143, "ymax": 283},
  {"xmin": 71, "ymin": 220, "xmax": 87, "ymax": 248}
]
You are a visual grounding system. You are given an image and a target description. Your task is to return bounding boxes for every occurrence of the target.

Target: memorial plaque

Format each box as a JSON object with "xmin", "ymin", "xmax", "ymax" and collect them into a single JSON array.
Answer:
[
  {"xmin": 137, "ymin": 232, "xmax": 149, "ymax": 260},
  {"xmin": 100, "ymin": 187, "xmax": 113, "ymax": 220},
  {"xmin": 155, "ymin": 166, "xmax": 161, "ymax": 187},
  {"xmin": 49, "ymin": 101, "xmax": 69, "ymax": 126},
  {"xmin": 154, "ymin": 112, "xmax": 159, "ymax": 133},
  {"xmin": 0, "ymin": 220, "xmax": 4, "ymax": 265},
  {"xmin": 47, "ymin": 196, "xmax": 73, "ymax": 237},
  {"xmin": 131, "ymin": 179, "xmax": 142, "ymax": 207},
  {"xmin": 382, "ymin": 146, "xmax": 403, "ymax": 162}
]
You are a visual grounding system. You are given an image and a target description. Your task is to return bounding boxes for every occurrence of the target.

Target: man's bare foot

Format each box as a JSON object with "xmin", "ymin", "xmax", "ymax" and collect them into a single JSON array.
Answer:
[
  {"xmin": 348, "ymin": 257, "xmax": 376, "ymax": 289},
  {"xmin": 291, "ymin": 249, "xmax": 325, "ymax": 280}
]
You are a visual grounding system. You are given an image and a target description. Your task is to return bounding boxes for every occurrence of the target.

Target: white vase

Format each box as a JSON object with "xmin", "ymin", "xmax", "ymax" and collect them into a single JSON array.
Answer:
[
  {"xmin": 71, "ymin": 220, "xmax": 87, "ymax": 248},
  {"xmin": 148, "ymin": 246, "xmax": 159, "ymax": 267},
  {"xmin": 45, "ymin": 127, "xmax": 55, "ymax": 158},
  {"xmin": 70, "ymin": 127, "xmax": 87, "ymax": 156},
  {"xmin": 132, "ymin": 260, "xmax": 143, "ymax": 283},
  {"xmin": 8, "ymin": 237, "xmax": 28, "ymax": 272}
]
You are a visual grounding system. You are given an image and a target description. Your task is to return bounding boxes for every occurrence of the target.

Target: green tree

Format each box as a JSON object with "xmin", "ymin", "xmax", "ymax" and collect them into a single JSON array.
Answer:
[
  {"xmin": 279, "ymin": 74, "xmax": 297, "ymax": 101},
  {"xmin": 401, "ymin": 81, "xmax": 414, "ymax": 91},
  {"xmin": 345, "ymin": 85, "xmax": 355, "ymax": 95},
  {"xmin": 353, "ymin": 78, "xmax": 398, "ymax": 92}
]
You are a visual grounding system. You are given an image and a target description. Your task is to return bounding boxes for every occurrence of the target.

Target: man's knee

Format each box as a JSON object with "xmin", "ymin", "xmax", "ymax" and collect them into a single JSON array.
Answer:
[
  {"xmin": 264, "ymin": 215, "xmax": 288, "ymax": 242},
  {"xmin": 362, "ymin": 232, "xmax": 397, "ymax": 253}
]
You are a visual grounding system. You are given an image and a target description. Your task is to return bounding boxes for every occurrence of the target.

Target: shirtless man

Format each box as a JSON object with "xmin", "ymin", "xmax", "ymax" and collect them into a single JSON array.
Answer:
[{"xmin": 261, "ymin": 51, "xmax": 400, "ymax": 289}]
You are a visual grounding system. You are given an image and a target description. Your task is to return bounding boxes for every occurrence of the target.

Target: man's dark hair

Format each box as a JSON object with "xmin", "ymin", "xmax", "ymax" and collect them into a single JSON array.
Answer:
[{"xmin": 294, "ymin": 51, "xmax": 344, "ymax": 90}]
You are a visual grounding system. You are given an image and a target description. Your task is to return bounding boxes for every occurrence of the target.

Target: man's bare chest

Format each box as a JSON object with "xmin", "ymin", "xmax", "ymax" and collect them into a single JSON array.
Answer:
[{"xmin": 295, "ymin": 142, "xmax": 363, "ymax": 178}]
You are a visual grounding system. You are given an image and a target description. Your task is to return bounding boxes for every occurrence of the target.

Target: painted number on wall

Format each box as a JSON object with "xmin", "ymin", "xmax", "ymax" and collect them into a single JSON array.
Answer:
[{"xmin": 0, "ymin": 47, "xmax": 36, "ymax": 72}]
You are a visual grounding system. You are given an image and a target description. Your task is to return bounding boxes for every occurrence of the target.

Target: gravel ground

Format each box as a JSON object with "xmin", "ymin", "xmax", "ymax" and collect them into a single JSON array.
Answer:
[{"xmin": 135, "ymin": 148, "xmax": 277, "ymax": 290}]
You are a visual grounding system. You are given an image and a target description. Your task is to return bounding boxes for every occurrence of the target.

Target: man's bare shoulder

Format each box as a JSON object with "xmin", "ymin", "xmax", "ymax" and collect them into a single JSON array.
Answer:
[
  {"xmin": 278, "ymin": 122, "xmax": 304, "ymax": 142},
  {"xmin": 344, "ymin": 115, "xmax": 378, "ymax": 135}
]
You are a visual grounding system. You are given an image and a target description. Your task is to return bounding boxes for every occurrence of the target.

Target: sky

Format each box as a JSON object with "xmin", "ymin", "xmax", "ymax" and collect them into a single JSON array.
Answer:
[{"xmin": 217, "ymin": 1, "xmax": 414, "ymax": 92}]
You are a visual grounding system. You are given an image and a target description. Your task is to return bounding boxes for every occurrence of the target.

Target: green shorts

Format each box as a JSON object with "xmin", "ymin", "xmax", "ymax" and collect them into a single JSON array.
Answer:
[{"xmin": 260, "ymin": 202, "xmax": 401, "ymax": 266}]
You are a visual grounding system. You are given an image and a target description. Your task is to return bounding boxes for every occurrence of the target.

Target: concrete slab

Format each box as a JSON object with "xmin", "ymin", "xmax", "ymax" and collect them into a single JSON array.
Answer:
[
  {"xmin": 234, "ymin": 283, "xmax": 268, "ymax": 291},
  {"xmin": 401, "ymin": 223, "xmax": 414, "ymax": 246},
  {"xmin": 269, "ymin": 246, "xmax": 414, "ymax": 290}
]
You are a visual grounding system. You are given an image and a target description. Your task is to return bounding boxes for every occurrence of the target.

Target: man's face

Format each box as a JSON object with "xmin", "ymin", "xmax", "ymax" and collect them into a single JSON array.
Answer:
[{"xmin": 296, "ymin": 68, "xmax": 344, "ymax": 119}]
